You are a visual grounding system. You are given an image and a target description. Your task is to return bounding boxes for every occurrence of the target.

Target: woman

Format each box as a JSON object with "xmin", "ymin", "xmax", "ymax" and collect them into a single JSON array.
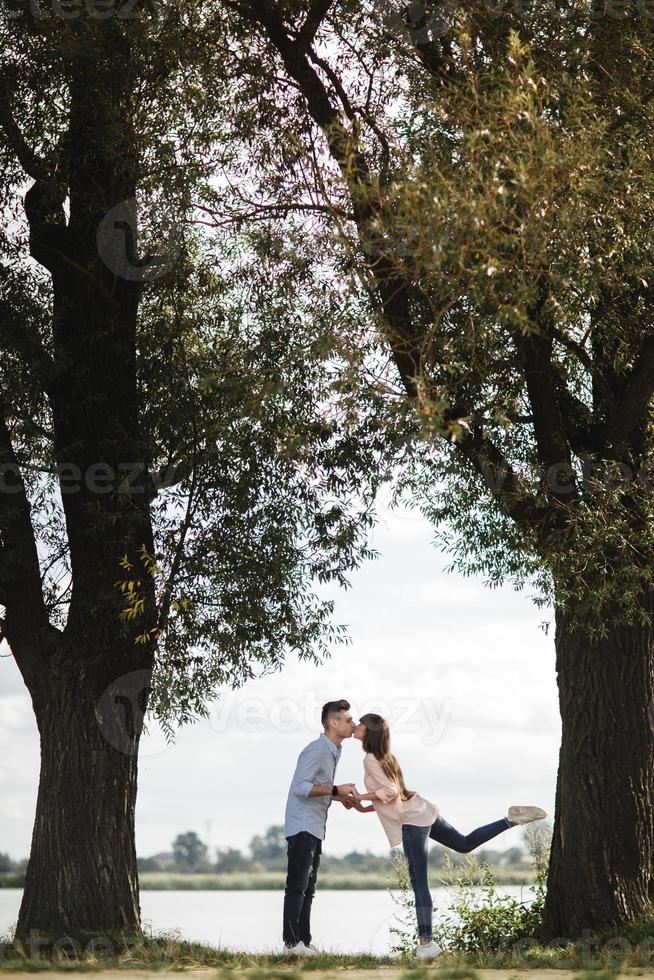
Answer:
[{"xmin": 350, "ymin": 713, "xmax": 546, "ymax": 960}]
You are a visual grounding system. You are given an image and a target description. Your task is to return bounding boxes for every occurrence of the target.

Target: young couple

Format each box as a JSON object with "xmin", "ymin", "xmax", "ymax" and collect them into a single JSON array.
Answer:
[{"xmin": 282, "ymin": 698, "xmax": 547, "ymax": 960}]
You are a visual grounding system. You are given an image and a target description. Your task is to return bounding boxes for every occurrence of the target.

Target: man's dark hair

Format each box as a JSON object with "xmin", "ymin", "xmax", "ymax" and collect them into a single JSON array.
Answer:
[{"xmin": 321, "ymin": 699, "xmax": 350, "ymax": 727}]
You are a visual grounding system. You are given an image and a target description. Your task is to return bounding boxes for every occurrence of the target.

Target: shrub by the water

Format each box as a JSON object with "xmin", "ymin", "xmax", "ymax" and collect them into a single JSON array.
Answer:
[{"xmin": 389, "ymin": 823, "xmax": 550, "ymax": 956}]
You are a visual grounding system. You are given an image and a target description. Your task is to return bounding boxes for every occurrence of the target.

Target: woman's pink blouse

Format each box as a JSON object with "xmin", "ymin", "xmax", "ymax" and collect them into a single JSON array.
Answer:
[{"xmin": 362, "ymin": 752, "xmax": 439, "ymax": 848}]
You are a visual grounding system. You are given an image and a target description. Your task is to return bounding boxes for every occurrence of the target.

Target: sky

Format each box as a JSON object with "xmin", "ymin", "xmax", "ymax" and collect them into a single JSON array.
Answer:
[{"xmin": 0, "ymin": 494, "xmax": 560, "ymax": 861}]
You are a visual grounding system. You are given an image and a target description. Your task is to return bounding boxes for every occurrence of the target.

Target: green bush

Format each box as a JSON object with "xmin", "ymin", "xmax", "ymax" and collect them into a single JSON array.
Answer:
[{"xmin": 390, "ymin": 822, "xmax": 551, "ymax": 956}]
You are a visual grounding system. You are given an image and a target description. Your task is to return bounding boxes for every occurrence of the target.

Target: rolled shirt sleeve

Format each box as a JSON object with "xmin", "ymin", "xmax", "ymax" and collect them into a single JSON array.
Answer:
[
  {"xmin": 284, "ymin": 734, "xmax": 341, "ymax": 840},
  {"xmin": 291, "ymin": 741, "xmax": 324, "ymax": 799},
  {"xmin": 374, "ymin": 784, "xmax": 399, "ymax": 803},
  {"xmin": 363, "ymin": 755, "xmax": 400, "ymax": 803},
  {"xmin": 293, "ymin": 778, "xmax": 314, "ymax": 799}
]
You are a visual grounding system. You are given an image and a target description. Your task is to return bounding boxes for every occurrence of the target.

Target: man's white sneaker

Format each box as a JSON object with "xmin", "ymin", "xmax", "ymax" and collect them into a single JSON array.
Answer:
[
  {"xmin": 416, "ymin": 939, "xmax": 443, "ymax": 960},
  {"xmin": 507, "ymin": 805, "xmax": 547, "ymax": 825},
  {"xmin": 284, "ymin": 940, "xmax": 318, "ymax": 957}
]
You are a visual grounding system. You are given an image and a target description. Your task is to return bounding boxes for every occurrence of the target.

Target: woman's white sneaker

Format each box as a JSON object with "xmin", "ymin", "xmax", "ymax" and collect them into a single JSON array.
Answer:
[
  {"xmin": 507, "ymin": 805, "xmax": 547, "ymax": 825},
  {"xmin": 416, "ymin": 939, "xmax": 443, "ymax": 960},
  {"xmin": 284, "ymin": 941, "xmax": 318, "ymax": 956}
]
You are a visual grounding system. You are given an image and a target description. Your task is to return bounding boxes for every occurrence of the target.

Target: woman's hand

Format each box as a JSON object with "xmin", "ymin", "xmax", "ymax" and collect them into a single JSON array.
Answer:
[{"xmin": 352, "ymin": 798, "xmax": 375, "ymax": 812}]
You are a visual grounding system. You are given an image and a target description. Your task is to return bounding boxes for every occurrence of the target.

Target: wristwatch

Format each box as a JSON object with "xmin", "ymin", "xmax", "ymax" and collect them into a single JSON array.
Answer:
[{"xmin": 331, "ymin": 785, "xmax": 338, "ymax": 796}]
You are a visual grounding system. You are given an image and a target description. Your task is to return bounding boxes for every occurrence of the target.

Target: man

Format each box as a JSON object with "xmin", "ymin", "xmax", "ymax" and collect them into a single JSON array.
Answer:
[{"xmin": 282, "ymin": 698, "xmax": 357, "ymax": 956}]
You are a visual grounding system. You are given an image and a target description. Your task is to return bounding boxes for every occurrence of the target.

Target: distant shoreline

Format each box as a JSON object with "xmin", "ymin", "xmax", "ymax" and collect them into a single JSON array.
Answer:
[{"xmin": 0, "ymin": 869, "xmax": 537, "ymax": 890}]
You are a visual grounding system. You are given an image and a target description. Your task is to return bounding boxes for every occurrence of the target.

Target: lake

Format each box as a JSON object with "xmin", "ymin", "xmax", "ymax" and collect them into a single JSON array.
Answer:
[{"xmin": 0, "ymin": 885, "xmax": 535, "ymax": 955}]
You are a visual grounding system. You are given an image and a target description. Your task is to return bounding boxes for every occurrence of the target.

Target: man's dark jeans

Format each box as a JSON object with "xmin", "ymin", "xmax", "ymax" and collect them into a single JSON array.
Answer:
[
  {"xmin": 402, "ymin": 815, "xmax": 511, "ymax": 940},
  {"xmin": 283, "ymin": 830, "xmax": 322, "ymax": 947}
]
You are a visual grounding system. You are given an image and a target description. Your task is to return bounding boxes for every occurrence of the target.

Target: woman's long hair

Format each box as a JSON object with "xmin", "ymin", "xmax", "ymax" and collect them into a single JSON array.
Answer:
[{"xmin": 359, "ymin": 713, "xmax": 414, "ymax": 802}]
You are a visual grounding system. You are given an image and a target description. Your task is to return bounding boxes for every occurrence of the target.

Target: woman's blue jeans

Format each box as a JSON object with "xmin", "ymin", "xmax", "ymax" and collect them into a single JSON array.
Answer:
[{"xmin": 401, "ymin": 815, "xmax": 512, "ymax": 940}]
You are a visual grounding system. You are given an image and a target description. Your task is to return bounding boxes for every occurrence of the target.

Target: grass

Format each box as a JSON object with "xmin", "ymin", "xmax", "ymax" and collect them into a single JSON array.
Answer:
[
  {"xmin": 138, "ymin": 872, "xmax": 396, "ymax": 890},
  {"xmin": 0, "ymin": 932, "xmax": 399, "ymax": 972},
  {"xmin": 0, "ymin": 870, "xmax": 537, "ymax": 892},
  {"xmin": 1, "ymin": 931, "xmax": 654, "ymax": 974}
]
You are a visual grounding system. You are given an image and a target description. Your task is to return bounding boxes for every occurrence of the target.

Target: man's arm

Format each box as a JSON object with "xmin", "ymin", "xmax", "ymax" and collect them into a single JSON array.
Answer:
[
  {"xmin": 308, "ymin": 783, "xmax": 356, "ymax": 798},
  {"xmin": 290, "ymin": 741, "xmax": 355, "ymax": 800}
]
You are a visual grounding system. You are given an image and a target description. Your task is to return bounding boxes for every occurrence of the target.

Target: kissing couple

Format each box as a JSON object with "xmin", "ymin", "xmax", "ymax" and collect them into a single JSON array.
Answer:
[{"xmin": 282, "ymin": 698, "xmax": 546, "ymax": 960}]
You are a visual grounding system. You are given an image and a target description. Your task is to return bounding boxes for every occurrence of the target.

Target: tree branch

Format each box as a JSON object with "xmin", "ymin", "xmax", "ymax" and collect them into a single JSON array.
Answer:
[
  {"xmin": 233, "ymin": 0, "xmax": 563, "ymax": 539},
  {"xmin": 601, "ymin": 333, "xmax": 654, "ymax": 451},
  {"xmin": 548, "ymin": 321, "xmax": 616, "ymax": 419},
  {"xmin": 454, "ymin": 424, "xmax": 556, "ymax": 544},
  {"xmin": 0, "ymin": 72, "xmax": 71, "ymax": 275},
  {"xmin": 0, "ymin": 401, "xmax": 53, "ymax": 686},
  {"xmin": 295, "ymin": 0, "xmax": 335, "ymax": 52},
  {"xmin": 0, "ymin": 76, "xmax": 50, "ymax": 182},
  {"xmin": 0, "ymin": 292, "xmax": 58, "ymax": 393}
]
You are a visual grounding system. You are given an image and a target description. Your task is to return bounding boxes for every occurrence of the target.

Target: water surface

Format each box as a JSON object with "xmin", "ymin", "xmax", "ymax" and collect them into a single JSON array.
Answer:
[{"xmin": 0, "ymin": 886, "xmax": 535, "ymax": 955}]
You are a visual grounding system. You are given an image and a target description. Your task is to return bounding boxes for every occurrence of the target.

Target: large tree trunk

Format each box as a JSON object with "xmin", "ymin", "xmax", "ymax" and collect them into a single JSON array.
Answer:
[
  {"xmin": 14, "ymin": 649, "xmax": 151, "ymax": 945},
  {"xmin": 543, "ymin": 593, "xmax": 654, "ymax": 938},
  {"xmin": 6, "ymin": 29, "xmax": 158, "ymax": 942}
]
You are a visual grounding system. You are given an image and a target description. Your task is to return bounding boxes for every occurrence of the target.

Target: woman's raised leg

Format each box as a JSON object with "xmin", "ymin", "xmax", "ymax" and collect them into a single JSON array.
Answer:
[{"xmin": 429, "ymin": 814, "xmax": 512, "ymax": 853}]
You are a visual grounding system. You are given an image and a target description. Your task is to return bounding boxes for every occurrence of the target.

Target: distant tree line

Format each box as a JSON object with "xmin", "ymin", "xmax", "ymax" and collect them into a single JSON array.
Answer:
[
  {"xmin": 135, "ymin": 825, "xmax": 529, "ymax": 874},
  {"xmin": 0, "ymin": 853, "xmax": 27, "ymax": 873}
]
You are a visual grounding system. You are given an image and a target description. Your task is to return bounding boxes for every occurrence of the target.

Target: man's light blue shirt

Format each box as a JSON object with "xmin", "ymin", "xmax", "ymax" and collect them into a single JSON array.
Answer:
[{"xmin": 284, "ymin": 732, "xmax": 342, "ymax": 840}]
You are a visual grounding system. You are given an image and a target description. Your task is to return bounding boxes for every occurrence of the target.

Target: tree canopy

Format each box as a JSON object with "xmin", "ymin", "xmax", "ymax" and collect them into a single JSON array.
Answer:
[
  {"xmin": 208, "ymin": 0, "xmax": 654, "ymax": 636},
  {"xmin": 0, "ymin": 4, "xmax": 409, "ymax": 738}
]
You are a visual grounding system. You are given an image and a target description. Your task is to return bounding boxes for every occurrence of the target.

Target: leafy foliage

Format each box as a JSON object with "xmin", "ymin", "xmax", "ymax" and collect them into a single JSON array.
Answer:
[
  {"xmin": 0, "ymin": 7, "xmax": 410, "ymax": 734},
  {"xmin": 210, "ymin": 0, "xmax": 654, "ymax": 635},
  {"xmin": 390, "ymin": 821, "xmax": 551, "ymax": 956}
]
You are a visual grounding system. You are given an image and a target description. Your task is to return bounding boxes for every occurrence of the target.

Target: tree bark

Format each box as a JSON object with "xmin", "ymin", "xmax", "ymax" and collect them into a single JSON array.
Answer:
[
  {"xmin": 543, "ymin": 593, "xmax": 654, "ymax": 938},
  {"xmin": 14, "ymin": 636, "xmax": 152, "ymax": 945},
  {"xmin": 4, "ymin": 30, "xmax": 159, "ymax": 942}
]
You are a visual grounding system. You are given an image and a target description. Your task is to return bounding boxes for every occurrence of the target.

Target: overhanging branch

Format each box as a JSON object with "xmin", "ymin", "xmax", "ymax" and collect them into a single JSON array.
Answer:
[
  {"xmin": 601, "ymin": 333, "xmax": 654, "ymax": 450},
  {"xmin": 0, "ymin": 402, "xmax": 52, "ymax": 678},
  {"xmin": 0, "ymin": 294, "xmax": 58, "ymax": 393},
  {"xmin": 229, "ymin": 0, "xmax": 560, "ymax": 543},
  {"xmin": 0, "ymin": 78, "xmax": 50, "ymax": 182},
  {"xmin": 295, "ymin": 0, "xmax": 334, "ymax": 52}
]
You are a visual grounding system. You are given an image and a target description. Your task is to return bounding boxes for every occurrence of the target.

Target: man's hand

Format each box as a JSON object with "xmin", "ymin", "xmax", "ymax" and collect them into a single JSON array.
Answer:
[{"xmin": 334, "ymin": 783, "xmax": 356, "ymax": 807}]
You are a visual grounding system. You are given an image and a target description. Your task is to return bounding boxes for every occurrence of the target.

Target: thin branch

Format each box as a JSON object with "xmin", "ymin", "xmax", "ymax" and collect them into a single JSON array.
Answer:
[
  {"xmin": 156, "ymin": 457, "xmax": 198, "ymax": 637},
  {"xmin": 548, "ymin": 321, "xmax": 616, "ymax": 417},
  {"xmin": 0, "ymin": 317, "xmax": 58, "ymax": 396},
  {"xmin": 0, "ymin": 77, "xmax": 49, "ymax": 182},
  {"xmin": 295, "ymin": 0, "xmax": 335, "ymax": 52},
  {"xmin": 602, "ymin": 333, "xmax": 654, "ymax": 449},
  {"xmin": 0, "ymin": 401, "xmax": 53, "ymax": 676},
  {"xmin": 308, "ymin": 50, "xmax": 356, "ymax": 120},
  {"xmin": 234, "ymin": 0, "xmax": 557, "ymax": 539}
]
